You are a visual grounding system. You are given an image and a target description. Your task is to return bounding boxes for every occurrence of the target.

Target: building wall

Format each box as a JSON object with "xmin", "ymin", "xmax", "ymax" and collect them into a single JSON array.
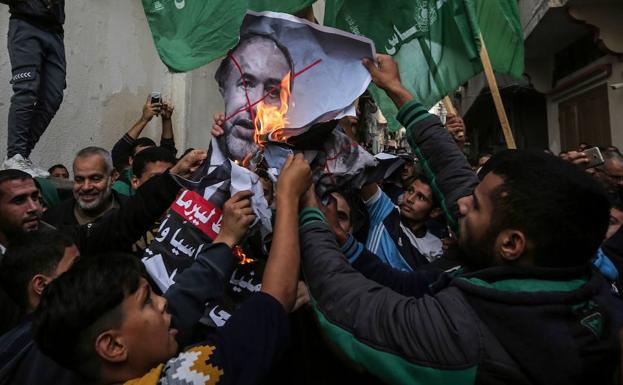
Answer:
[
  {"xmin": 0, "ymin": 1, "xmax": 329, "ymax": 170},
  {"xmin": 0, "ymin": 0, "xmax": 223, "ymax": 171},
  {"xmin": 607, "ymin": 61, "xmax": 623, "ymax": 149},
  {"xmin": 543, "ymin": 55, "xmax": 623, "ymax": 153}
]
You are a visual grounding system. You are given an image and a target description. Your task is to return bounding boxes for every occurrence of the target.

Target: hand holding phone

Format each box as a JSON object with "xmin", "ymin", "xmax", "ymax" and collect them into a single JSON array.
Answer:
[
  {"xmin": 582, "ymin": 147, "xmax": 604, "ymax": 169},
  {"xmin": 150, "ymin": 91, "xmax": 161, "ymax": 105}
]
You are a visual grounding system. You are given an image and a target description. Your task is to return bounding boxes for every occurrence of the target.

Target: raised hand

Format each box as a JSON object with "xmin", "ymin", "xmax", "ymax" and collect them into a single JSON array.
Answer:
[
  {"xmin": 214, "ymin": 191, "xmax": 256, "ymax": 248},
  {"xmin": 445, "ymin": 114, "xmax": 466, "ymax": 142},
  {"xmin": 161, "ymin": 102, "xmax": 175, "ymax": 120},
  {"xmin": 362, "ymin": 55, "xmax": 413, "ymax": 108},
  {"xmin": 212, "ymin": 112, "xmax": 225, "ymax": 138},
  {"xmin": 142, "ymin": 96, "xmax": 162, "ymax": 122},
  {"xmin": 560, "ymin": 150, "xmax": 589, "ymax": 167},
  {"xmin": 277, "ymin": 153, "xmax": 312, "ymax": 200},
  {"xmin": 169, "ymin": 149, "xmax": 208, "ymax": 178}
]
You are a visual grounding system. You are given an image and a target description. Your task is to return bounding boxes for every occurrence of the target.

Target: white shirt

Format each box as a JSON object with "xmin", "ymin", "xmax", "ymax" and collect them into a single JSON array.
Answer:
[{"xmin": 400, "ymin": 223, "xmax": 444, "ymax": 263}]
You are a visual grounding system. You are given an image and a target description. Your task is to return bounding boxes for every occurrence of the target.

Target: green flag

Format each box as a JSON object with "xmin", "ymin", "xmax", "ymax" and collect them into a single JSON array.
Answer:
[
  {"xmin": 324, "ymin": 0, "xmax": 524, "ymax": 131},
  {"xmin": 141, "ymin": 0, "xmax": 315, "ymax": 72}
]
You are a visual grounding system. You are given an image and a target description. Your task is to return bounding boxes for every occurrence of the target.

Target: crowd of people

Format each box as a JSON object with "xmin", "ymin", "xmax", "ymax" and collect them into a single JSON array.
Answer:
[{"xmin": 2, "ymin": 2, "xmax": 623, "ymax": 385}]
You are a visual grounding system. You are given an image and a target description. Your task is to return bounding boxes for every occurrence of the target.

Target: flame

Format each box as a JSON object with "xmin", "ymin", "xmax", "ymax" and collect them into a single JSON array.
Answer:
[
  {"xmin": 254, "ymin": 71, "xmax": 291, "ymax": 145},
  {"xmin": 233, "ymin": 245, "xmax": 255, "ymax": 265}
]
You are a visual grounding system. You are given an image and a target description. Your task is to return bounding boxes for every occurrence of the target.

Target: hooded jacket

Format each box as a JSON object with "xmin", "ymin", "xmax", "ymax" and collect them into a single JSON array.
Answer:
[
  {"xmin": 301, "ymin": 220, "xmax": 623, "ymax": 385},
  {"xmin": 299, "ymin": 100, "xmax": 623, "ymax": 384}
]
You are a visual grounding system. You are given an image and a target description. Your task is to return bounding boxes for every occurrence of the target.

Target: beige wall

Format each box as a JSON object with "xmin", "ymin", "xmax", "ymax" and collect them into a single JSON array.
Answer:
[
  {"xmin": 0, "ymin": 1, "xmax": 330, "ymax": 170},
  {"xmin": 0, "ymin": 0, "xmax": 223, "ymax": 171}
]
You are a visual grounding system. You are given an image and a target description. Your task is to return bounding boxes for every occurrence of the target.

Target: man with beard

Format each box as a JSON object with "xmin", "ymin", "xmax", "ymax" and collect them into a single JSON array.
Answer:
[
  {"xmin": 214, "ymin": 33, "xmax": 294, "ymax": 162},
  {"xmin": 43, "ymin": 147, "xmax": 127, "ymax": 227},
  {"xmin": 0, "ymin": 149, "xmax": 207, "ymax": 334},
  {"xmin": 297, "ymin": 55, "xmax": 623, "ymax": 385}
]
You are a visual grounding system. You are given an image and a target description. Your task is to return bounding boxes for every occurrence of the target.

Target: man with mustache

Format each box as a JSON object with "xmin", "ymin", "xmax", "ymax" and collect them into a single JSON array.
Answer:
[
  {"xmin": 43, "ymin": 147, "xmax": 127, "ymax": 227},
  {"xmin": 0, "ymin": 149, "xmax": 207, "ymax": 334},
  {"xmin": 214, "ymin": 33, "xmax": 294, "ymax": 162}
]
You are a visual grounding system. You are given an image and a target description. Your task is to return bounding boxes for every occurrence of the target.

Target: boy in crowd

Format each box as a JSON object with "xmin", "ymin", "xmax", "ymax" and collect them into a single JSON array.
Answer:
[{"xmin": 33, "ymin": 154, "xmax": 312, "ymax": 385}]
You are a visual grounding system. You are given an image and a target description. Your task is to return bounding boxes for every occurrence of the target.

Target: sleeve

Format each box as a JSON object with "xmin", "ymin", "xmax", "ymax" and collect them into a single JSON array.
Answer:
[
  {"xmin": 0, "ymin": 287, "xmax": 22, "ymax": 335},
  {"xmin": 364, "ymin": 185, "xmax": 396, "ymax": 227},
  {"xmin": 343, "ymin": 234, "xmax": 442, "ymax": 298},
  {"xmin": 397, "ymin": 101, "xmax": 479, "ymax": 231},
  {"xmin": 160, "ymin": 137, "xmax": 178, "ymax": 157},
  {"xmin": 111, "ymin": 134, "xmax": 135, "ymax": 171},
  {"xmin": 72, "ymin": 171, "xmax": 180, "ymax": 255},
  {"xmin": 200, "ymin": 292, "xmax": 290, "ymax": 384},
  {"xmin": 301, "ymin": 221, "xmax": 480, "ymax": 385},
  {"xmin": 603, "ymin": 225, "xmax": 623, "ymax": 263},
  {"xmin": 164, "ymin": 242, "xmax": 236, "ymax": 349}
]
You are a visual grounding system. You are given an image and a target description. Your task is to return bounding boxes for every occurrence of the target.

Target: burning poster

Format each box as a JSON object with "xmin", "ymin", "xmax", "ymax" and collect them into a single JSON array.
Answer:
[
  {"xmin": 214, "ymin": 10, "xmax": 376, "ymax": 162},
  {"xmin": 143, "ymin": 11, "xmax": 401, "ymax": 329}
]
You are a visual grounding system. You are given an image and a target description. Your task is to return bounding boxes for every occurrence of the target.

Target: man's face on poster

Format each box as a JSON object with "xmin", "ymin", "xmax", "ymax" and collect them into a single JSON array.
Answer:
[{"xmin": 218, "ymin": 36, "xmax": 291, "ymax": 161}]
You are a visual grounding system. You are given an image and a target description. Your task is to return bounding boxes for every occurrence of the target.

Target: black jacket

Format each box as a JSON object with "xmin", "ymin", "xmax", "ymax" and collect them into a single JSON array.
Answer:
[
  {"xmin": 59, "ymin": 171, "xmax": 181, "ymax": 256},
  {"xmin": 300, "ymin": 100, "xmax": 623, "ymax": 385},
  {"xmin": 302, "ymin": 220, "xmax": 623, "ymax": 385},
  {"xmin": 8, "ymin": 0, "xmax": 64, "ymax": 33},
  {"xmin": 42, "ymin": 190, "xmax": 130, "ymax": 228}
]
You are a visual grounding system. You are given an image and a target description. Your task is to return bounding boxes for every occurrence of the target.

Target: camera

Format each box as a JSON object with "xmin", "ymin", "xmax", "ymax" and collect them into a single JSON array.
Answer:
[{"xmin": 150, "ymin": 91, "xmax": 162, "ymax": 104}]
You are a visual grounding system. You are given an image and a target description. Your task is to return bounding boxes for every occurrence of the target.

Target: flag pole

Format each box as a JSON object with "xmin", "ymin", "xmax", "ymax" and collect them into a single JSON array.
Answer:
[
  {"xmin": 442, "ymin": 96, "xmax": 456, "ymax": 116},
  {"xmin": 478, "ymin": 32, "xmax": 516, "ymax": 149}
]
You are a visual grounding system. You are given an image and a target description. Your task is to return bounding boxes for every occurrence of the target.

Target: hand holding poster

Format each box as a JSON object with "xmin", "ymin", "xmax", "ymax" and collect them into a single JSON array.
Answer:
[
  {"xmin": 143, "ymin": 11, "xmax": 400, "ymax": 329},
  {"xmin": 214, "ymin": 10, "xmax": 375, "ymax": 161}
]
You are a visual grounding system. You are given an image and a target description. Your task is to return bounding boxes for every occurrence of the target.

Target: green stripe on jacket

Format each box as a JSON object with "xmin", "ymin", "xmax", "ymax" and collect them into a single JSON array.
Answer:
[
  {"xmin": 397, "ymin": 100, "xmax": 458, "ymax": 231},
  {"xmin": 308, "ymin": 295, "xmax": 478, "ymax": 385}
]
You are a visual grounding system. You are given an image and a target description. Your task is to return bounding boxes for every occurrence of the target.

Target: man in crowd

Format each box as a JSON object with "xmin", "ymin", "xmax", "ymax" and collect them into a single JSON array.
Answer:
[
  {"xmin": 597, "ymin": 150, "xmax": 623, "ymax": 194},
  {"xmin": 0, "ymin": 229, "xmax": 81, "ymax": 385},
  {"xmin": 360, "ymin": 173, "xmax": 444, "ymax": 271},
  {"xmin": 381, "ymin": 154, "xmax": 416, "ymax": 204},
  {"xmin": 48, "ymin": 164, "xmax": 69, "ymax": 179},
  {"xmin": 2, "ymin": 0, "xmax": 66, "ymax": 177},
  {"xmin": 32, "ymin": 154, "xmax": 312, "ymax": 385},
  {"xmin": 111, "ymin": 96, "xmax": 177, "ymax": 196},
  {"xmin": 0, "ymin": 150, "xmax": 207, "ymax": 334},
  {"xmin": 298, "ymin": 55, "xmax": 623, "ymax": 384},
  {"xmin": 214, "ymin": 33, "xmax": 294, "ymax": 162},
  {"xmin": 130, "ymin": 146, "xmax": 176, "ymax": 190},
  {"xmin": 0, "ymin": 149, "xmax": 206, "ymax": 254},
  {"xmin": 43, "ymin": 147, "xmax": 127, "ymax": 227}
]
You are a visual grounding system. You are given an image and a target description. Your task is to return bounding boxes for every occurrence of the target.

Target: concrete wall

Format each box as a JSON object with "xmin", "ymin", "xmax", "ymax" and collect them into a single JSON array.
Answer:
[
  {"xmin": 0, "ymin": 1, "xmax": 330, "ymax": 171},
  {"xmin": 0, "ymin": 0, "xmax": 223, "ymax": 171}
]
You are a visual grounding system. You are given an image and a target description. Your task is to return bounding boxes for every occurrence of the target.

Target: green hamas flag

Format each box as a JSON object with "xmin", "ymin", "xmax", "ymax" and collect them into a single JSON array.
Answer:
[
  {"xmin": 142, "ymin": 0, "xmax": 315, "ymax": 72},
  {"xmin": 324, "ymin": 0, "xmax": 524, "ymax": 131}
]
